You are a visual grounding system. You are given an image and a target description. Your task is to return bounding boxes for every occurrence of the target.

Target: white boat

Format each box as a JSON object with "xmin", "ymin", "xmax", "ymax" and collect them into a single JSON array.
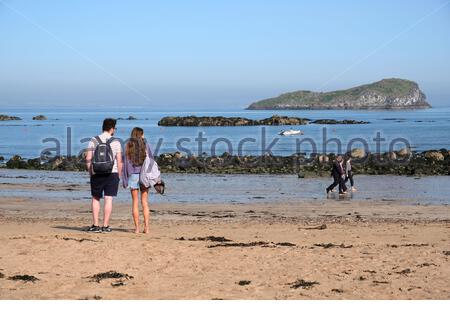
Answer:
[{"xmin": 278, "ymin": 129, "xmax": 304, "ymax": 136}]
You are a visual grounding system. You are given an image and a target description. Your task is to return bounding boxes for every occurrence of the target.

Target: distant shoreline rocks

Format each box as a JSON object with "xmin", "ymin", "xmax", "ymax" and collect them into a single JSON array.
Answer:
[
  {"xmin": 32, "ymin": 115, "xmax": 47, "ymax": 120},
  {"xmin": 117, "ymin": 116, "xmax": 138, "ymax": 120},
  {"xmin": 310, "ymin": 119, "xmax": 369, "ymax": 125},
  {"xmin": 3, "ymin": 149, "xmax": 449, "ymax": 176},
  {"xmin": 158, "ymin": 115, "xmax": 370, "ymax": 127},
  {"xmin": 0, "ymin": 114, "xmax": 22, "ymax": 121}
]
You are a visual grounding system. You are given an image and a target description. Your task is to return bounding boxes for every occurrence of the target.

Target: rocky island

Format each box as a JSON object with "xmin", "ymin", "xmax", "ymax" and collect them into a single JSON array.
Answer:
[
  {"xmin": 247, "ymin": 78, "xmax": 430, "ymax": 110},
  {"xmin": 158, "ymin": 115, "xmax": 369, "ymax": 126},
  {"xmin": 32, "ymin": 115, "xmax": 47, "ymax": 120},
  {"xmin": 0, "ymin": 114, "xmax": 22, "ymax": 121}
]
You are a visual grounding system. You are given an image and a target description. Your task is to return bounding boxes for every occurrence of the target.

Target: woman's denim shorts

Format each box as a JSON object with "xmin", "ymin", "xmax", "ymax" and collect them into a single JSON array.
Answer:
[{"xmin": 127, "ymin": 173, "xmax": 140, "ymax": 190}]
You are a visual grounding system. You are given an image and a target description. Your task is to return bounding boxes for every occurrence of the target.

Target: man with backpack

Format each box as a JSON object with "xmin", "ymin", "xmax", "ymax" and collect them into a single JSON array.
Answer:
[{"xmin": 85, "ymin": 118, "xmax": 123, "ymax": 233}]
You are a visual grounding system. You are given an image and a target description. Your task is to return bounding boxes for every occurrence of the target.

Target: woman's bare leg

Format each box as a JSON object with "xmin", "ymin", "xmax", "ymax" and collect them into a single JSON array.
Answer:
[
  {"xmin": 141, "ymin": 187, "xmax": 150, "ymax": 234},
  {"xmin": 131, "ymin": 189, "xmax": 140, "ymax": 233}
]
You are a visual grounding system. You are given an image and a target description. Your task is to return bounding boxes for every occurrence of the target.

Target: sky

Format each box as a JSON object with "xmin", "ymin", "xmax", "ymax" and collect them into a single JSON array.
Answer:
[{"xmin": 0, "ymin": 0, "xmax": 449, "ymax": 109}]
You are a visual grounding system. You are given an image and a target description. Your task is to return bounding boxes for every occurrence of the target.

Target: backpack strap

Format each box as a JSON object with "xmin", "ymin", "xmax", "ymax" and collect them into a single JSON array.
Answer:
[
  {"xmin": 94, "ymin": 136, "xmax": 102, "ymax": 145},
  {"xmin": 106, "ymin": 137, "xmax": 116, "ymax": 145}
]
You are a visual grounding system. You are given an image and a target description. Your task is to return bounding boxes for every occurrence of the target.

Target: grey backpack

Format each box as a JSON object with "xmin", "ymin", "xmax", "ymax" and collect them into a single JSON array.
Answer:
[{"xmin": 92, "ymin": 136, "xmax": 115, "ymax": 174}]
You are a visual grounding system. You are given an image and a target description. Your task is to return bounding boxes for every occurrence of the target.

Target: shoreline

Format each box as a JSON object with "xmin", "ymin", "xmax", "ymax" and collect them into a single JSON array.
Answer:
[{"xmin": 2, "ymin": 148, "xmax": 450, "ymax": 176}]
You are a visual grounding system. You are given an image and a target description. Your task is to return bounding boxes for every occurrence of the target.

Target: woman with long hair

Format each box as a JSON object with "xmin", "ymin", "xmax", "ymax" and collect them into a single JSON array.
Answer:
[{"xmin": 122, "ymin": 127, "xmax": 153, "ymax": 233}]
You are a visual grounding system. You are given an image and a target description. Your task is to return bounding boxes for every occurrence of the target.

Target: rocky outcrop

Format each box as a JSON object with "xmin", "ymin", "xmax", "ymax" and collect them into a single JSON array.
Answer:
[
  {"xmin": 5, "ymin": 149, "xmax": 450, "ymax": 176},
  {"xmin": 248, "ymin": 79, "xmax": 430, "ymax": 110},
  {"xmin": 311, "ymin": 119, "xmax": 369, "ymax": 125},
  {"xmin": 424, "ymin": 151, "xmax": 445, "ymax": 161},
  {"xmin": 32, "ymin": 115, "xmax": 47, "ymax": 120},
  {"xmin": 350, "ymin": 148, "xmax": 366, "ymax": 159},
  {"xmin": 158, "ymin": 115, "xmax": 369, "ymax": 127},
  {"xmin": 117, "ymin": 116, "xmax": 138, "ymax": 120},
  {"xmin": 0, "ymin": 114, "xmax": 22, "ymax": 121},
  {"xmin": 158, "ymin": 115, "xmax": 310, "ymax": 126}
]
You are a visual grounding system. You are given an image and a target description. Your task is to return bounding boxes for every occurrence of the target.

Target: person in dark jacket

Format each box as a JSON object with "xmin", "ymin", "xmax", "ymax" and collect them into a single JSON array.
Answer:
[{"xmin": 326, "ymin": 156, "xmax": 347, "ymax": 195}]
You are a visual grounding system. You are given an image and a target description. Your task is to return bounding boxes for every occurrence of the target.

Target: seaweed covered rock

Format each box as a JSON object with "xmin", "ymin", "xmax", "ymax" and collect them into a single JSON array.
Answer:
[
  {"xmin": 0, "ymin": 114, "xmax": 21, "ymax": 121},
  {"xmin": 311, "ymin": 119, "xmax": 369, "ymax": 125},
  {"xmin": 32, "ymin": 115, "xmax": 47, "ymax": 120},
  {"xmin": 3, "ymin": 148, "xmax": 450, "ymax": 176},
  {"xmin": 158, "ymin": 115, "xmax": 309, "ymax": 126},
  {"xmin": 350, "ymin": 148, "xmax": 366, "ymax": 159},
  {"xmin": 397, "ymin": 148, "xmax": 411, "ymax": 157},
  {"xmin": 424, "ymin": 151, "xmax": 444, "ymax": 162}
]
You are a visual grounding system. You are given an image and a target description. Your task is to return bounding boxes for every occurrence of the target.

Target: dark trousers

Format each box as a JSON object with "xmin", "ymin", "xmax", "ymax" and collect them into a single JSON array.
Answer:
[
  {"xmin": 345, "ymin": 171, "xmax": 354, "ymax": 187},
  {"xmin": 327, "ymin": 174, "xmax": 347, "ymax": 193}
]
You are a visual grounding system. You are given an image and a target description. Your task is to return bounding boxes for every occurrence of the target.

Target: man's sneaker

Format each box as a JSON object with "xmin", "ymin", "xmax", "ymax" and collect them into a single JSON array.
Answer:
[
  {"xmin": 101, "ymin": 226, "xmax": 112, "ymax": 233},
  {"xmin": 87, "ymin": 225, "xmax": 101, "ymax": 233}
]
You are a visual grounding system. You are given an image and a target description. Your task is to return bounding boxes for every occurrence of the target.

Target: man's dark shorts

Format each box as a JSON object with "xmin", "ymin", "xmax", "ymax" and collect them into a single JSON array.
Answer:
[{"xmin": 90, "ymin": 173, "xmax": 119, "ymax": 198}]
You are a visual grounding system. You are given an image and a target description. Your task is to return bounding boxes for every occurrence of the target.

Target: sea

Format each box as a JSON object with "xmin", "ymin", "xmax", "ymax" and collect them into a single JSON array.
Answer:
[{"xmin": 1, "ymin": 105, "xmax": 450, "ymax": 160}]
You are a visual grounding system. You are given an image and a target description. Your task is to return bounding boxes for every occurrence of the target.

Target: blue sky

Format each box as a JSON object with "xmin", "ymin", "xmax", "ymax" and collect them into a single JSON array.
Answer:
[{"xmin": 0, "ymin": 0, "xmax": 449, "ymax": 108}]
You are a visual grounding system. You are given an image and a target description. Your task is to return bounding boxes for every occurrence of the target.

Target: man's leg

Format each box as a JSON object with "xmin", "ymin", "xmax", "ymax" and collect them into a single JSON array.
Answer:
[
  {"xmin": 91, "ymin": 196, "xmax": 101, "ymax": 226},
  {"xmin": 103, "ymin": 196, "xmax": 113, "ymax": 227},
  {"xmin": 327, "ymin": 176, "xmax": 338, "ymax": 193}
]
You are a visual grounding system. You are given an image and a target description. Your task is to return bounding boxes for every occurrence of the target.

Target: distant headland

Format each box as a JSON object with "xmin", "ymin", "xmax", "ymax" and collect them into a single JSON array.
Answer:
[{"xmin": 247, "ymin": 78, "xmax": 430, "ymax": 110}]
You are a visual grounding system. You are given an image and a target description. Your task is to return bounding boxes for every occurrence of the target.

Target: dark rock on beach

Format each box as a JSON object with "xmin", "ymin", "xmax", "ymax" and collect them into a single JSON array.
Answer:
[
  {"xmin": 32, "ymin": 115, "xmax": 47, "ymax": 120},
  {"xmin": 0, "ymin": 114, "xmax": 22, "ymax": 121}
]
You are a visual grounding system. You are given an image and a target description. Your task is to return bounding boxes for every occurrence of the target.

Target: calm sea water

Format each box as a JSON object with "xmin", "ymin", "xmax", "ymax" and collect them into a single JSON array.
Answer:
[
  {"xmin": 1, "ymin": 169, "xmax": 450, "ymax": 205},
  {"xmin": 0, "ymin": 106, "xmax": 449, "ymax": 159}
]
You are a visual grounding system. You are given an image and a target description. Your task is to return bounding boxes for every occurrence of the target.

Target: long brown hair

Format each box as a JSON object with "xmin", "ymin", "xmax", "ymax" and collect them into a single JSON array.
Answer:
[{"xmin": 126, "ymin": 127, "xmax": 146, "ymax": 166}]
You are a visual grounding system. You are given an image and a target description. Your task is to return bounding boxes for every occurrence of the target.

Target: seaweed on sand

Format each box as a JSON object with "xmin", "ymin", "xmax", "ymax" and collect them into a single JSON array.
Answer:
[
  {"xmin": 299, "ymin": 224, "xmax": 327, "ymax": 230},
  {"xmin": 288, "ymin": 279, "xmax": 319, "ymax": 289},
  {"xmin": 55, "ymin": 235, "xmax": 101, "ymax": 243},
  {"xmin": 208, "ymin": 241, "xmax": 296, "ymax": 248},
  {"xmin": 314, "ymin": 243, "xmax": 353, "ymax": 249},
  {"xmin": 237, "ymin": 280, "xmax": 251, "ymax": 286},
  {"xmin": 89, "ymin": 271, "xmax": 133, "ymax": 283},
  {"xmin": 175, "ymin": 236, "xmax": 232, "ymax": 242},
  {"xmin": 8, "ymin": 274, "xmax": 39, "ymax": 282},
  {"xmin": 395, "ymin": 268, "xmax": 413, "ymax": 275}
]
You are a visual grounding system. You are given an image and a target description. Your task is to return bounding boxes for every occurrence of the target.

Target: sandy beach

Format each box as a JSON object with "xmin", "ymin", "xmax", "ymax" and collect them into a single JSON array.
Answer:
[{"xmin": 1, "ymin": 194, "xmax": 449, "ymax": 300}]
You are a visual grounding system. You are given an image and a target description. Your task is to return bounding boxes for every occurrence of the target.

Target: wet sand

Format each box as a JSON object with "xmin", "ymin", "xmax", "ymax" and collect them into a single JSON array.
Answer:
[
  {"xmin": 0, "ymin": 197, "xmax": 449, "ymax": 299},
  {"xmin": 2, "ymin": 169, "xmax": 450, "ymax": 205}
]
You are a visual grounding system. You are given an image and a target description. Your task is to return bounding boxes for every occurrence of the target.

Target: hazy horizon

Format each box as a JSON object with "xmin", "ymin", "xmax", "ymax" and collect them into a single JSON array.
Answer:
[{"xmin": 1, "ymin": 0, "xmax": 449, "ymax": 109}]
